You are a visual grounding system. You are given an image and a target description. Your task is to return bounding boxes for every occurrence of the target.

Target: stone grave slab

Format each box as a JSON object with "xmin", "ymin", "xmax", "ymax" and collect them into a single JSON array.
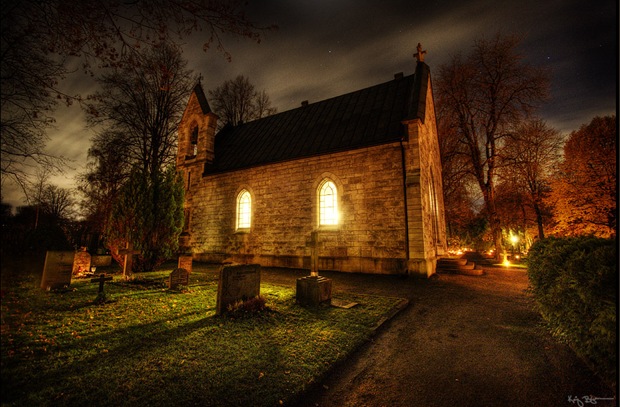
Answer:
[
  {"xmin": 72, "ymin": 249, "xmax": 91, "ymax": 275},
  {"xmin": 177, "ymin": 255, "xmax": 193, "ymax": 274},
  {"xmin": 216, "ymin": 264, "xmax": 261, "ymax": 315},
  {"xmin": 91, "ymin": 255, "xmax": 112, "ymax": 267},
  {"xmin": 330, "ymin": 298, "xmax": 358, "ymax": 309},
  {"xmin": 168, "ymin": 268, "xmax": 189, "ymax": 290},
  {"xmin": 296, "ymin": 276, "xmax": 332, "ymax": 307},
  {"xmin": 41, "ymin": 251, "xmax": 74, "ymax": 290}
]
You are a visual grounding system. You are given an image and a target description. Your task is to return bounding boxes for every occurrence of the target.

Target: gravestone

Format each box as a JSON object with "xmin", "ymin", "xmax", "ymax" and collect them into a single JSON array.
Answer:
[
  {"xmin": 297, "ymin": 231, "xmax": 332, "ymax": 306},
  {"xmin": 118, "ymin": 242, "xmax": 140, "ymax": 279},
  {"xmin": 168, "ymin": 268, "xmax": 189, "ymax": 290},
  {"xmin": 306, "ymin": 231, "xmax": 320, "ymax": 277},
  {"xmin": 216, "ymin": 264, "xmax": 261, "ymax": 315},
  {"xmin": 90, "ymin": 273, "xmax": 113, "ymax": 303},
  {"xmin": 91, "ymin": 255, "xmax": 112, "ymax": 267},
  {"xmin": 41, "ymin": 251, "xmax": 74, "ymax": 290},
  {"xmin": 296, "ymin": 276, "xmax": 332, "ymax": 307},
  {"xmin": 72, "ymin": 248, "xmax": 92, "ymax": 275},
  {"xmin": 177, "ymin": 255, "xmax": 193, "ymax": 274}
]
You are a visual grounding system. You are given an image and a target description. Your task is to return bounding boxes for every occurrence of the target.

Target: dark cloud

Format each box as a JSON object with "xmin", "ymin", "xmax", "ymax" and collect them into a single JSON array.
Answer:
[
  {"xmin": 241, "ymin": 0, "xmax": 616, "ymax": 132},
  {"xmin": 3, "ymin": 0, "xmax": 616, "ymax": 209}
]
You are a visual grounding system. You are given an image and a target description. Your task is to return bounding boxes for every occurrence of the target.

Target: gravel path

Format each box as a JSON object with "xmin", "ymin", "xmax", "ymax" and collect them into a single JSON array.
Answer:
[{"xmin": 261, "ymin": 264, "xmax": 616, "ymax": 407}]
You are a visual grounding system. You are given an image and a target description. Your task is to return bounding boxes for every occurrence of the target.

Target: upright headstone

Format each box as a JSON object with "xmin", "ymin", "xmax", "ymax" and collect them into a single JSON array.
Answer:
[
  {"xmin": 118, "ymin": 242, "xmax": 140, "ymax": 280},
  {"xmin": 168, "ymin": 268, "xmax": 189, "ymax": 289},
  {"xmin": 216, "ymin": 264, "xmax": 261, "ymax": 315},
  {"xmin": 306, "ymin": 231, "xmax": 320, "ymax": 277},
  {"xmin": 41, "ymin": 251, "xmax": 74, "ymax": 290},
  {"xmin": 177, "ymin": 255, "xmax": 193, "ymax": 274},
  {"xmin": 72, "ymin": 247, "xmax": 92, "ymax": 275},
  {"xmin": 297, "ymin": 231, "xmax": 332, "ymax": 306}
]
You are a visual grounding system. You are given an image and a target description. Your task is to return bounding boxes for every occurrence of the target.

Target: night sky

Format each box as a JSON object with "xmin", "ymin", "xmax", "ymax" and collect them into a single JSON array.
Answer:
[{"xmin": 3, "ymin": 0, "xmax": 617, "ymax": 210}]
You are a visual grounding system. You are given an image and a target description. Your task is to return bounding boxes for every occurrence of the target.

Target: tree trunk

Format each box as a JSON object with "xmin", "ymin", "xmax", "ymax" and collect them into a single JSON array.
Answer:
[
  {"xmin": 485, "ymin": 191, "xmax": 503, "ymax": 262},
  {"xmin": 533, "ymin": 201, "xmax": 545, "ymax": 239}
]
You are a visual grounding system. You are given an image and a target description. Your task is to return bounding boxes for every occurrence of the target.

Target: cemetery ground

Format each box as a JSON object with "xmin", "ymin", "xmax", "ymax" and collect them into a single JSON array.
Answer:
[{"xmin": 0, "ymin": 258, "xmax": 405, "ymax": 406}]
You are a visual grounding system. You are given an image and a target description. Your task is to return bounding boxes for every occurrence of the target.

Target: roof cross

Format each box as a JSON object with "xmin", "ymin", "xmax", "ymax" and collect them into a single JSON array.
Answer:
[{"xmin": 414, "ymin": 43, "xmax": 427, "ymax": 62}]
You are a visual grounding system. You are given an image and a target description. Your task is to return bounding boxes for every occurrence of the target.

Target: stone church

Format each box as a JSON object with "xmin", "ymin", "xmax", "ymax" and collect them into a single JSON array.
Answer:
[{"xmin": 176, "ymin": 49, "xmax": 447, "ymax": 277}]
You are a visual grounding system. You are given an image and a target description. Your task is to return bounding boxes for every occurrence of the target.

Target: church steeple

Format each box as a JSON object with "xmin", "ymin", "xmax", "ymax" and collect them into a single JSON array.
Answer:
[
  {"xmin": 192, "ymin": 81, "xmax": 212, "ymax": 115},
  {"xmin": 405, "ymin": 44, "xmax": 431, "ymax": 123},
  {"xmin": 177, "ymin": 77, "xmax": 218, "ymax": 170}
]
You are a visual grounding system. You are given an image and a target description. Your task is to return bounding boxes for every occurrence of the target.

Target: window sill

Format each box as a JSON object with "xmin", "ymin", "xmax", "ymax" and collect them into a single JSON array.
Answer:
[
  {"xmin": 235, "ymin": 228, "xmax": 251, "ymax": 234},
  {"xmin": 317, "ymin": 225, "xmax": 340, "ymax": 232}
]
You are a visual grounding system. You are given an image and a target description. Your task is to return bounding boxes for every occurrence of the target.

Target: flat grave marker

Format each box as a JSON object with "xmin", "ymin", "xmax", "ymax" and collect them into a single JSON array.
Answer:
[
  {"xmin": 216, "ymin": 264, "xmax": 261, "ymax": 315},
  {"xmin": 41, "ymin": 251, "xmax": 74, "ymax": 290}
]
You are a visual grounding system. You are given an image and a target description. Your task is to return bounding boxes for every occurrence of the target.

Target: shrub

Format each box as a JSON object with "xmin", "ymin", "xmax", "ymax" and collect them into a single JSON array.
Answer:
[
  {"xmin": 226, "ymin": 295, "xmax": 268, "ymax": 316},
  {"xmin": 527, "ymin": 236, "xmax": 617, "ymax": 386}
]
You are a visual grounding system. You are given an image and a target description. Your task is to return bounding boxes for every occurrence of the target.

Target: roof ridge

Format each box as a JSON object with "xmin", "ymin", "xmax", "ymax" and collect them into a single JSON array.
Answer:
[{"xmin": 230, "ymin": 73, "xmax": 416, "ymax": 129}]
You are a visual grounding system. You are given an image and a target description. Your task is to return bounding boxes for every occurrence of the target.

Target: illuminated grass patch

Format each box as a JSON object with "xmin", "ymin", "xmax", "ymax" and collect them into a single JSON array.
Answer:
[{"xmin": 1, "ymin": 264, "xmax": 403, "ymax": 406}]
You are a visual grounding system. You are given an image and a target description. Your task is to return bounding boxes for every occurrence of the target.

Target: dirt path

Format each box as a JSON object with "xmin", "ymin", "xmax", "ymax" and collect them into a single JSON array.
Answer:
[{"xmin": 261, "ymin": 266, "xmax": 615, "ymax": 407}]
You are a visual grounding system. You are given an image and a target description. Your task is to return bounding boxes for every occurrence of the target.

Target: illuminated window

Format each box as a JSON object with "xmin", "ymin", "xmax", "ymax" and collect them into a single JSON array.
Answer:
[
  {"xmin": 236, "ymin": 190, "xmax": 251, "ymax": 229},
  {"xmin": 319, "ymin": 180, "xmax": 338, "ymax": 226}
]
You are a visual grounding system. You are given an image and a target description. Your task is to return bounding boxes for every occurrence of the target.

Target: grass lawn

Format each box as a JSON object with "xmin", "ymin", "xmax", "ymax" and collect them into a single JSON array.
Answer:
[{"xmin": 1, "ymin": 261, "xmax": 404, "ymax": 406}]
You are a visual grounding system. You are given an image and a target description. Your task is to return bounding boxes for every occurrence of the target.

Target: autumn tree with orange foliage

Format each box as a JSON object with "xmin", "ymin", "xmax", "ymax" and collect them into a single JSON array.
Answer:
[
  {"xmin": 546, "ymin": 116, "xmax": 616, "ymax": 238},
  {"xmin": 499, "ymin": 119, "xmax": 564, "ymax": 239},
  {"xmin": 435, "ymin": 33, "xmax": 549, "ymax": 258}
]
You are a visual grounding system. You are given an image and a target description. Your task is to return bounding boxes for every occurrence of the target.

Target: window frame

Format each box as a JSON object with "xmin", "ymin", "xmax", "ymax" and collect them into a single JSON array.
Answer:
[
  {"xmin": 190, "ymin": 126, "xmax": 198, "ymax": 156},
  {"xmin": 318, "ymin": 179, "xmax": 339, "ymax": 227},
  {"xmin": 236, "ymin": 189, "xmax": 252, "ymax": 231}
]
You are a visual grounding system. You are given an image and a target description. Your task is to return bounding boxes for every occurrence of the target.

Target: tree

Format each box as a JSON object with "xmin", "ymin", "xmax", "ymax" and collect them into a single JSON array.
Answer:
[
  {"xmin": 38, "ymin": 185, "xmax": 76, "ymax": 222},
  {"xmin": 500, "ymin": 119, "xmax": 563, "ymax": 239},
  {"xmin": 2, "ymin": 0, "xmax": 272, "ymax": 200},
  {"xmin": 77, "ymin": 131, "xmax": 131, "ymax": 251},
  {"xmin": 209, "ymin": 75, "xmax": 277, "ymax": 129},
  {"xmin": 1, "ymin": 2, "xmax": 68, "ymax": 195},
  {"xmin": 435, "ymin": 33, "xmax": 549, "ymax": 258},
  {"xmin": 106, "ymin": 165, "xmax": 184, "ymax": 273},
  {"xmin": 546, "ymin": 115, "xmax": 616, "ymax": 238},
  {"xmin": 86, "ymin": 42, "xmax": 195, "ymax": 176},
  {"xmin": 2, "ymin": 178, "xmax": 77, "ymax": 255},
  {"xmin": 437, "ymin": 104, "xmax": 480, "ymax": 249},
  {"xmin": 83, "ymin": 42, "xmax": 193, "ymax": 271}
]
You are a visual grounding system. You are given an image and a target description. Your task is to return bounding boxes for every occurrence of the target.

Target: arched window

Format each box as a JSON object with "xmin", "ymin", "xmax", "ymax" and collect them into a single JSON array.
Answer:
[
  {"xmin": 190, "ymin": 126, "xmax": 198, "ymax": 156},
  {"xmin": 319, "ymin": 180, "xmax": 338, "ymax": 226},
  {"xmin": 236, "ymin": 190, "xmax": 251, "ymax": 229}
]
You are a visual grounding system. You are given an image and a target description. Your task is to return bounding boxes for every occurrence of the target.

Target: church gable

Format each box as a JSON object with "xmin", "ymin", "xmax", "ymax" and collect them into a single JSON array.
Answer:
[{"xmin": 184, "ymin": 82, "xmax": 212, "ymax": 117}]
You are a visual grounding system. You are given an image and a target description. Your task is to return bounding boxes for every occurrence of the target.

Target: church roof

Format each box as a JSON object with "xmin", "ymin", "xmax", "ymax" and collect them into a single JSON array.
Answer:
[{"xmin": 209, "ymin": 62, "xmax": 430, "ymax": 173}]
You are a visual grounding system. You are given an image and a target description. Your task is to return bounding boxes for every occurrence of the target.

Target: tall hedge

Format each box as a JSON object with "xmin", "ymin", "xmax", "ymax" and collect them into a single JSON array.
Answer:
[{"xmin": 527, "ymin": 236, "xmax": 617, "ymax": 386}]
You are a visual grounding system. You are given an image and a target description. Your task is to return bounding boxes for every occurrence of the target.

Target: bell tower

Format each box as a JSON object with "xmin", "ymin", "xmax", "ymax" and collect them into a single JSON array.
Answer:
[
  {"xmin": 177, "ymin": 81, "xmax": 218, "ymax": 170},
  {"xmin": 177, "ymin": 81, "xmax": 218, "ymax": 251}
]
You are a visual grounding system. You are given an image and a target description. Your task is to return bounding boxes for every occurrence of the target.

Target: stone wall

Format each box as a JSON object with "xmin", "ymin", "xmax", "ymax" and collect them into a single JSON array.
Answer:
[
  {"xmin": 187, "ymin": 143, "xmax": 409, "ymax": 274},
  {"xmin": 176, "ymin": 72, "xmax": 447, "ymax": 277},
  {"xmin": 402, "ymin": 73, "xmax": 448, "ymax": 277}
]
